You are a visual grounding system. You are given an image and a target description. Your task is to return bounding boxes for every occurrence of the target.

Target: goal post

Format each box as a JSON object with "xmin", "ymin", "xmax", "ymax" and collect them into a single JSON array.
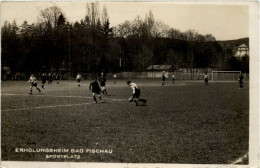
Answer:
[{"xmin": 211, "ymin": 71, "xmax": 241, "ymax": 81}]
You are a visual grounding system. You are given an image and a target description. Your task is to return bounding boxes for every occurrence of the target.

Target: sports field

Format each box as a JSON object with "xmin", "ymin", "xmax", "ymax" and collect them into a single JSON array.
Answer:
[{"xmin": 1, "ymin": 79, "xmax": 249, "ymax": 164}]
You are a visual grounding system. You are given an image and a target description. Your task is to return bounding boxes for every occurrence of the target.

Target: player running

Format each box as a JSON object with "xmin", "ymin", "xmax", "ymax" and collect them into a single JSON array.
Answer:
[
  {"xmin": 76, "ymin": 73, "xmax": 82, "ymax": 87},
  {"xmin": 204, "ymin": 73, "xmax": 209, "ymax": 86},
  {"xmin": 99, "ymin": 72, "xmax": 108, "ymax": 95},
  {"xmin": 28, "ymin": 74, "xmax": 41, "ymax": 94},
  {"xmin": 89, "ymin": 78, "xmax": 102, "ymax": 104},
  {"xmin": 127, "ymin": 81, "xmax": 147, "ymax": 106},
  {"xmin": 41, "ymin": 73, "xmax": 47, "ymax": 89}
]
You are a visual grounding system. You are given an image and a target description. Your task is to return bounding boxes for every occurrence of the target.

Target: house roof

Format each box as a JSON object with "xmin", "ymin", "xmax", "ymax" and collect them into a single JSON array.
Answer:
[
  {"xmin": 147, "ymin": 65, "xmax": 172, "ymax": 70},
  {"xmin": 238, "ymin": 44, "xmax": 248, "ymax": 48}
]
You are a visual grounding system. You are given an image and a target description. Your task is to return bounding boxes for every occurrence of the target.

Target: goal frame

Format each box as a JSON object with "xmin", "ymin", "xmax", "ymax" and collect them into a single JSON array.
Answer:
[{"xmin": 211, "ymin": 71, "xmax": 241, "ymax": 81}]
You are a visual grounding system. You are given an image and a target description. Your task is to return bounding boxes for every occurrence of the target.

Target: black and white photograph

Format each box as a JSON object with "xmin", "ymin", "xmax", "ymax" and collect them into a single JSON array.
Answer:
[{"xmin": 1, "ymin": 1, "xmax": 259, "ymax": 168}]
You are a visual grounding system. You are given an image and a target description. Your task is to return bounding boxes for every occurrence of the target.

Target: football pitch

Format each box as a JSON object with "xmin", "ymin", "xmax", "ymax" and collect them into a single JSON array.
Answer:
[{"xmin": 1, "ymin": 79, "xmax": 249, "ymax": 164}]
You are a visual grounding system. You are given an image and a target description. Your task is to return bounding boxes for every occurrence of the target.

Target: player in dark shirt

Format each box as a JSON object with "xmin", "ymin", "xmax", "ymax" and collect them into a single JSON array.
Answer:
[
  {"xmin": 238, "ymin": 74, "xmax": 244, "ymax": 89},
  {"xmin": 48, "ymin": 73, "xmax": 53, "ymax": 84},
  {"xmin": 55, "ymin": 73, "xmax": 61, "ymax": 84},
  {"xmin": 162, "ymin": 73, "xmax": 166, "ymax": 86},
  {"xmin": 89, "ymin": 78, "xmax": 102, "ymax": 103},
  {"xmin": 41, "ymin": 73, "xmax": 47, "ymax": 89}
]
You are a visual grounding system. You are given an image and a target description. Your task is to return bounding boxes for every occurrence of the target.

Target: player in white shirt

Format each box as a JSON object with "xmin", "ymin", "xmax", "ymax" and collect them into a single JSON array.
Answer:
[
  {"xmin": 76, "ymin": 73, "xmax": 82, "ymax": 87},
  {"xmin": 28, "ymin": 74, "xmax": 41, "ymax": 94},
  {"xmin": 172, "ymin": 74, "xmax": 175, "ymax": 84},
  {"xmin": 127, "ymin": 81, "xmax": 147, "ymax": 106},
  {"xmin": 99, "ymin": 72, "xmax": 107, "ymax": 95},
  {"xmin": 113, "ymin": 74, "xmax": 117, "ymax": 84},
  {"xmin": 204, "ymin": 73, "xmax": 209, "ymax": 86}
]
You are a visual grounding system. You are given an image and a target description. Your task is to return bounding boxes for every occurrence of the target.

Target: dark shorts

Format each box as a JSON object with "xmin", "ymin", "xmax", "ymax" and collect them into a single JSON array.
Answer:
[
  {"xmin": 92, "ymin": 90, "xmax": 100, "ymax": 94},
  {"xmin": 77, "ymin": 79, "xmax": 81, "ymax": 83},
  {"xmin": 31, "ymin": 82, "xmax": 37, "ymax": 87},
  {"xmin": 42, "ymin": 80, "xmax": 46, "ymax": 84},
  {"xmin": 133, "ymin": 89, "xmax": 140, "ymax": 98}
]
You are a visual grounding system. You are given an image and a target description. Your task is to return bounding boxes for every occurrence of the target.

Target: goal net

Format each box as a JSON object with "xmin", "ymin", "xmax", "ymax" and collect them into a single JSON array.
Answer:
[{"xmin": 211, "ymin": 71, "xmax": 241, "ymax": 81}]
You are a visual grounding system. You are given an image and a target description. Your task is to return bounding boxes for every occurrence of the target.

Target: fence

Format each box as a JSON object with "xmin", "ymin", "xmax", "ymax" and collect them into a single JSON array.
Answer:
[
  {"xmin": 2, "ymin": 71, "xmax": 249, "ymax": 81},
  {"xmin": 115, "ymin": 70, "xmax": 249, "ymax": 81}
]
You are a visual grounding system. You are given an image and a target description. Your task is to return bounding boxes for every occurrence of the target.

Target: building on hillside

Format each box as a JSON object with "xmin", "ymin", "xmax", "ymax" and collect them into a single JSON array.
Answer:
[
  {"xmin": 147, "ymin": 65, "xmax": 172, "ymax": 78},
  {"xmin": 234, "ymin": 44, "xmax": 249, "ymax": 59}
]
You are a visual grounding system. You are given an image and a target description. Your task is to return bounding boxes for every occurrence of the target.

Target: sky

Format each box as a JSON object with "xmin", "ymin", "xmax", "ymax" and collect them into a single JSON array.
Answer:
[{"xmin": 1, "ymin": 1, "xmax": 249, "ymax": 41}]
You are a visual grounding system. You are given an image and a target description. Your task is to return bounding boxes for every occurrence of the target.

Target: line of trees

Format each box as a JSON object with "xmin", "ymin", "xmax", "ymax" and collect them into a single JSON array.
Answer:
[{"xmin": 1, "ymin": 3, "xmax": 249, "ymax": 76}]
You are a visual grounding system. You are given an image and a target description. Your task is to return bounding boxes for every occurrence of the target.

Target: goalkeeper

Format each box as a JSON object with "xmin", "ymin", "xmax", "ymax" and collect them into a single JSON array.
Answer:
[
  {"xmin": 127, "ymin": 81, "xmax": 147, "ymax": 106},
  {"xmin": 28, "ymin": 74, "xmax": 41, "ymax": 94}
]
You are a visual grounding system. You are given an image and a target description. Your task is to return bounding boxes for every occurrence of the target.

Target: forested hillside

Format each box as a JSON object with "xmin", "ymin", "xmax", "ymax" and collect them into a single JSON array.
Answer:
[{"xmin": 1, "ymin": 4, "xmax": 249, "ymax": 75}]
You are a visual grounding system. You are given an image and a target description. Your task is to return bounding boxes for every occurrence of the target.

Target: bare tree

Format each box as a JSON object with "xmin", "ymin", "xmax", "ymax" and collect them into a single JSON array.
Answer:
[
  {"xmin": 151, "ymin": 20, "xmax": 169, "ymax": 38},
  {"xmin": 204, "ymin": 34, "xmax": 216, "ymax": 42},
  {"xmin": 115, "ymin": 21, "xmax": 132, "ymax": 38},
  {"xmin": 101, "ymin": 5, "xmax": 109, "ymax": 26},
  {"xmin": 144, "ymin": 10, "xmax": 155, "ymax": 37},
  {"xmin": 86, "ymin": 2, "xmax": 100, "ymax": 26},
  {"xmin": 184, "ymin": 29, "xmax": 199, "ymax": 41},
  {"xmin": 38, "ymin": 6, "xmax": 63, "ymax": 28},
  {"xmin": 167, "ymin": 28, "xmax": 183, "ymax": 40},
  {"xmin": 132, "ymin": 16, "xmax": 144, "ymax": 37}
]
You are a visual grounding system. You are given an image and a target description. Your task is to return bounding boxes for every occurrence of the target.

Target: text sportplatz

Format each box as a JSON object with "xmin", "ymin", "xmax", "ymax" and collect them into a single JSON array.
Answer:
[{"xmin": 15, "ymin": 148, "xmax": 113, "ymax": 160}]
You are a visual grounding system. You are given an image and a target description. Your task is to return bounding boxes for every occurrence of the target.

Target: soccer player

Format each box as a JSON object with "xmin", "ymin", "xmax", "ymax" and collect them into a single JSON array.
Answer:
[
  {"xmin": 172, "ymin": 74, "xmax": 175, "ymax": 84},
  {"xmin": 204, "ymin": 73, "xmax": 209, "ymax": 86},
  {"xmin": 99, "ymin": 72, "xmax": 108, "ymax": 95},
  {"xmin": 113, "ymin": 73, "xmax": 117, "ymax": 84},
  {"xmin": 55, "ymin": 73, "xmax": 61, "ymax": 84},
  {"xmin": 238, "ymin": 74, "xmax": 244, "ymax": 89},
  {"xmin": 76, "ymin": 73, "xmax": 82, "ymax": 87},
  {"xmin": 89, "ymin": 78, "xmax": 102, "ymax": 103},
  {"xmin": 162, "ymin": 72, "xmax": 166, "ymax": 86},
  {"xmin": 41, "ymin": 73, "xmax": 47, "ymax": 89},
  {"xmin": 127, "ymin": 81, "xmax": 147, "ymax": 106},
  {"xmin": 48, "ymin": 72, "xmax": 53, "ymax": 84},
  {"xmin": 28, "ymin": 74, "xmax": 41, "ymax": 94}
]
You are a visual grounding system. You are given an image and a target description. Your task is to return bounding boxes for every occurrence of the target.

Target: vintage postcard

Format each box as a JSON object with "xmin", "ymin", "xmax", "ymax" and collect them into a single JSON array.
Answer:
[{"xmin": 1, "ymin": 1, "xmax": 259, "ymax": 168}]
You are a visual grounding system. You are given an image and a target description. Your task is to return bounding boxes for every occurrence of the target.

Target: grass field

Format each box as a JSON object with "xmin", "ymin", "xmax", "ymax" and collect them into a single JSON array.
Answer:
[{"xmin": 1, "ymin": 79, "xmax": 249, "ymax": 164}]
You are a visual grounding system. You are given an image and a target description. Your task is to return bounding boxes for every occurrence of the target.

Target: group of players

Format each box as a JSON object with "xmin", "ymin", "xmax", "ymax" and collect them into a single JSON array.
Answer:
[
  {"xmin": 27, "ymin": 71, "xmax": 244, "ymax": 106},
  {"xmin": 28, "ymin": 72, "xmax": 147, "ymax": 106},
  {"xmin": 28, "ymin": 73, "xmax": 62, "ymax": 94}
]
